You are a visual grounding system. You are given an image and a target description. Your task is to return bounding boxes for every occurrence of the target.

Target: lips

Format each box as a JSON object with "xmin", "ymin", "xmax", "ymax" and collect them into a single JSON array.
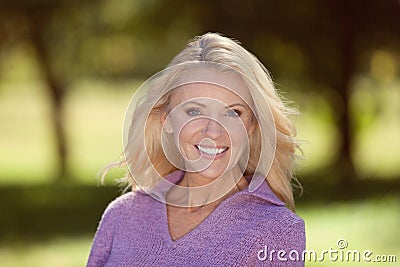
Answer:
[{"xmin": 195, "ymin": 145, "xmax": 229, "ymax": 156}]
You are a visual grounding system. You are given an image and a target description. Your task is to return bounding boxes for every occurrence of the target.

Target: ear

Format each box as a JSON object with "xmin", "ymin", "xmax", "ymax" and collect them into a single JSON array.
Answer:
[{"xmin": 161, "ymin": 112, "xmax": 174, "ymax": 134}]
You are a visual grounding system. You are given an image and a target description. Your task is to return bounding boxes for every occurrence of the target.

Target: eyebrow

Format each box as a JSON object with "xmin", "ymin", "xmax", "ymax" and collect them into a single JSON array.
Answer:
[
  {"xmin": 182, "ymin": 101, "xmax": 246, "ymax": 109},
  {"xmin": 225, "ymin": 103, "xmax": 246, "ymax": 109},
  {"xmin": 182, "ymin": 101, "xmax": 207, "ymax": 108}
]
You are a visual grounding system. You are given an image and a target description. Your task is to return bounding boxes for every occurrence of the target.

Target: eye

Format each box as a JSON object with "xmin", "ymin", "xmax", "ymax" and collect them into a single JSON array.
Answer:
[
  {"xmin": 226, "ymin": 109, "xmax": 241, "ymax": 118},
  {"xmin": 186, "ymin": 108, "xmax": 201, "ymax": 116}
]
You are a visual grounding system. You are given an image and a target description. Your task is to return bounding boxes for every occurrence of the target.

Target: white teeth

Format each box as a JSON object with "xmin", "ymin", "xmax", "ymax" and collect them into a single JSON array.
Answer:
[{"xmin": 196, "ymin": 145, "xmax": 226, "ymax": 155}]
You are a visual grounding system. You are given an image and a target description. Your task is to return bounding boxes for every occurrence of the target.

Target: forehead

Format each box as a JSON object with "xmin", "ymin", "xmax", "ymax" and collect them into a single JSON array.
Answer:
[
  {"xmin": 170, "ymin": 83, "xmax": 246, "ymax": 106},
  {"xmin": 169, "ymin": 71, "xmax": 254, "ymax": 107}
]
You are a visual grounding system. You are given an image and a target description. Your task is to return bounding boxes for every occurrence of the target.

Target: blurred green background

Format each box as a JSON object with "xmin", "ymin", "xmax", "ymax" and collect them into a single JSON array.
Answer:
[{"xmin": 0, "ymin": 0, "xmax": 399, "ymax": 266}]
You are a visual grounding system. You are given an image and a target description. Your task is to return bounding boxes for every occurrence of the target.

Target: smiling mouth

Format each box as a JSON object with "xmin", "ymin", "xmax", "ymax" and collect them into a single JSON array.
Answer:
[{"xmin": 195, "ymin": 145, "xmax": 229, "ymax": 156}]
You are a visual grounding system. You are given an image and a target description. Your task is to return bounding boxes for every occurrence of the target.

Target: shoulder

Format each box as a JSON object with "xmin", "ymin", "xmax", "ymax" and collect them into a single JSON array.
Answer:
[
  {"xmin": 103, "ymin": 192, "xmax": 136, "ymax": 213},
  {"xmin": 259, "ymin": 205, "xmax": 305, "ymax": 242},
  {"xmin": 236, "ymin": 176, "xmax": 304, "ymax": 233},
  {"xmin": 229, "ymin": 192, "xmax": 305, "ymax": 246},
  {"xmin": 249, "ymin": 201, "xmax": 305, "ymax": 252},
  {"xmin": 236, "ymin": 193, "xmax": 304, "ymax": 229},
  {"xmin": 255, "ymin": 200, "xmax": 304, "ymax": 230},
  {"xmin": 238, "ymin": 199, "xmax": 305, "ymax": 258},
  {"xmin": 100, "ymin": 190, "xmax": 151, "ymax": 220}
]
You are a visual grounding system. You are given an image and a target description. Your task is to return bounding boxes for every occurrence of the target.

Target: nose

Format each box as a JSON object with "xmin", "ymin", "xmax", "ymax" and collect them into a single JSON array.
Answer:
[{"xmin": 203, "ymin": 119, "xmax": 224, "ymax": 139}]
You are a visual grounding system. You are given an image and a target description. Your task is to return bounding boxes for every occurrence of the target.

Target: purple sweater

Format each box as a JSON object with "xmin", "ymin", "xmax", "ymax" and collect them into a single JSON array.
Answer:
[{"xmin": 87, "ymin": 171, "xmax": 305, "ymax": 266}]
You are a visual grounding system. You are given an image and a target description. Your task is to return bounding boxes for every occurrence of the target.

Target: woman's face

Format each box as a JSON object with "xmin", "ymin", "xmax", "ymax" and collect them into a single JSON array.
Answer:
[{"xmin": 162, "ymin": 78, "xmax": 255, "ymax": 180}]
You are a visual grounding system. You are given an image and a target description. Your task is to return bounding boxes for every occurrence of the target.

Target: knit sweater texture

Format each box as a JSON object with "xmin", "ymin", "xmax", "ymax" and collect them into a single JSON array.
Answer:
[{"xmin": 87, "ymin": 171, "xmax": 305, "ymax": 266}]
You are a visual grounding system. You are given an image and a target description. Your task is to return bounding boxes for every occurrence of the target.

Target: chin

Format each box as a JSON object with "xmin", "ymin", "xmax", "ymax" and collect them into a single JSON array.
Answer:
[
  {"xmin": 197, "ymin": 164, "xmax": 235, "ymax": 180},
  {"xmin": 196, "ymin": 169, "xmax": 224, "ymax": 180},
  {"xmin": 185, "ymin": 159, "xmax": 239, "ymax": 180}
]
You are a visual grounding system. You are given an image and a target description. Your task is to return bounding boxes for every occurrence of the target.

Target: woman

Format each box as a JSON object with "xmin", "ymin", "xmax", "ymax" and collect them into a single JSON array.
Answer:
[{"xmin": 87, "ymin": 33, "xmax": 305, "ymax": 266}]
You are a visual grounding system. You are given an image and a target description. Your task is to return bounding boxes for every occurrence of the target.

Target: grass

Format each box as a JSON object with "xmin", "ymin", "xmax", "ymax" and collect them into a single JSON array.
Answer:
[
  {"xmin": 298, "ymin": 195, "xmax": 400, "ymax": 266},
  {"xmin": 0, "ymin": 236, "xmax": 92, "ymax": 267},
  {"xmin": 0, "ymin": 196, "xmax": 398, "ymax": 267}
]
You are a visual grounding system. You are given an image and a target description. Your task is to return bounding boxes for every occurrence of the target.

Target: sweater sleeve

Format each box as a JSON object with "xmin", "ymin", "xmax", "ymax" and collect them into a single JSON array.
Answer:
[
  {"xmin": 86, "ymin": 202, "xmax": 117, "ymax": 267},
  {"xmin": 254, "ymin": 219, "xmax": 306, "ymax": 267}
]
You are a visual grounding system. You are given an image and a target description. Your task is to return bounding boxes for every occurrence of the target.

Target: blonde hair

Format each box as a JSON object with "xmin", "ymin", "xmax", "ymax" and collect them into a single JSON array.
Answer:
[{"xmin": 102, "ymin": 33, "xmax": 301, "ymax": 210}]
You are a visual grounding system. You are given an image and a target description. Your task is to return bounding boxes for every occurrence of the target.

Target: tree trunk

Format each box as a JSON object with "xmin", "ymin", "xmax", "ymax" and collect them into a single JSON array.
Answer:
[
  {"xmin": 332, "ymin": 0, "xmax": 358, "ymax": 185},
  {"xmin": 28, "ymin": 10, "xmax": 68, "ymax": 180}
]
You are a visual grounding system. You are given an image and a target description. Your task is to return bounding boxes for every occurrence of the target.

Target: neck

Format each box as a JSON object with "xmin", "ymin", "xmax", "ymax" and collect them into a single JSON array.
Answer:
[{"xmin": 168, "ymin": 167, "xmax": 249, "ymax": 209}]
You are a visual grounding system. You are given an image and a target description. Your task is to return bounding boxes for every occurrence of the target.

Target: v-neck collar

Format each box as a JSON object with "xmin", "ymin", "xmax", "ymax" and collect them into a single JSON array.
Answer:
[{"xmin": 147, "ymin": 170, "xmax": 286, "ymax": 244}]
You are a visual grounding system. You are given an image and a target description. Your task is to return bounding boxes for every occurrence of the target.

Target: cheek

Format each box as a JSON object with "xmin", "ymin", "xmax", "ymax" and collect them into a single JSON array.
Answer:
[
  {"xmin": 174, "ymin": 120, "xmax": 204, "ymax": 144},
  {"xmin": 226, "ymin": 113, "xmax": 254, "ymax": 135},
  {"xmin": 225, "ymin": 123, "xmax": 250, "ymax": 145}
]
